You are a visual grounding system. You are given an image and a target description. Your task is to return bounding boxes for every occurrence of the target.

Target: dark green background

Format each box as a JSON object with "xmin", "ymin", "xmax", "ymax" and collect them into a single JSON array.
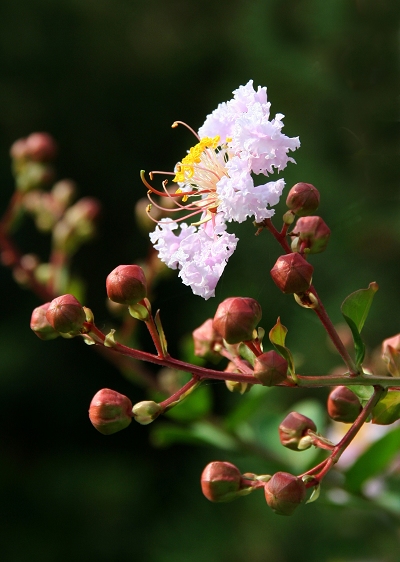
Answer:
[{"xmin": 1, "ymin": 1, "xmax": 399, "ymax": 560}]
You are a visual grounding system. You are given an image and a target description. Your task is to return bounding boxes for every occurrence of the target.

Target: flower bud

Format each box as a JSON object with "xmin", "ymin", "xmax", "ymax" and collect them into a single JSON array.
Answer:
[
  {"xmin": 201, "ymin": 461, "xmax": 242, "ymax": 502},
  {"xmin": 106, "ymin": 265, "xmax": 147, "ymax": 305},
  {"xmin": 192, "ymin": 318, "xmax": 223, "ymax": 363},
  {"xmin": 45, "ymin": 294, "xmax": 86, "ymax": 333},
  {"xmin": 89, "ymin": 388, "xmax": 132, "ymax": 435},
  {"xmin": 224, "ymin": 362, "xmax": 252, "ymax": 394},
  {"xmin": 25, "ymin": 132, "xmax": 58, "ymax": 162},
  {"xmin": 132, "ymin": 400, "xmax": 162, "ymax": 425},
  {"xmin": 264, "ymin": 472, "xmax": 306, "ymax": 515},
  {"xmin": 327, "ymin": 386, "xmax": 362, "ymax": 423},
  {"xmin": 286, "ymin": 183, "xmax": 320, "ymax": 216},
  {"xmin": 295, "ymin": 216, "xmax": 331, "ymax": 254},
  {"xmin": 30, "ymin": 302, "xmax": 60, "ymax": 341},
  {"xmin": 213, "ymin": 297, "xmax": 262, "ymax": 344},
  {"xmin": 270, "ymin": 253, "xmax": 313, "ymax": 294},
  {"xmin": 279, "ymin": 412, "xmax": 317, "ymax": 450},
  {"xmin": 10, "ymin": 138, "xmax": 29, "ymax": 160},
  {"xmin": 253, "ymin": 351, "xmax": 288, "ymax": 386},
  {"xmin": 382, "ymin": 334, "xmax": 400, "ymax": 377}
]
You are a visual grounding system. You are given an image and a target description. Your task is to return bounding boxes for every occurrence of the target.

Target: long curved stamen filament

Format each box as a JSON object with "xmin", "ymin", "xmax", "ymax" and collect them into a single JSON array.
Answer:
[
  {"xmin": 146, "ymin": 191, "xmax": 205, "ymax": 214},
  {"xmin": 172, "ymin": 121, "xmax": 200, "ymax": 141}
]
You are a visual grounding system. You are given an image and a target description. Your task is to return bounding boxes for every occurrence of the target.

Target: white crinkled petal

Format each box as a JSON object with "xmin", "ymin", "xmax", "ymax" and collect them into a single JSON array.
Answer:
[
  {"xmin": 217, "ymin": 156, "xmax": 285, "ymax": 223},
  {"xmin": 149, "ymin": 220, "xmax": 196, "ymax": 270},
  {"xmin": 198, "ymin": 80, "xmax": 271, "ymax": 142},
  {"xmin": 150, "ymin": 218, "xmax": 238, "ymax": 299},
  {"xmin": 231, "ymin": 104, "xmax": 300, "ymax": 175}
]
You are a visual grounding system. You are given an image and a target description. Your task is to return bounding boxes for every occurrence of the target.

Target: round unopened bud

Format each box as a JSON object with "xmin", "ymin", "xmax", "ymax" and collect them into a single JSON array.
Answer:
[
  {"xmin": 30, "ymin": 302, "xmax": 60, "ymax": 340},
  {"xmin": 286, "ymin": 183, "xmax": 320, "ymax": 216},
  {"xmin": 25, "ymin": 132, "xmax": 58, "ymax": 162},
  {"xmin": 106, "ymin": 265, "xmax": 147, "ymax": 305},
  {"xmin": 327, "ymin": 386, "xmax": 362, "ymax": 423},
  {"xmin": 264, "ymin": 472, "xmax": 306, "ymax": 515},
  {"xmin": 201, "ymin": 461, "xmax": 242, "ymax": 502},
  {"xmin": 213, "ymin": 297, "xmax": 262, "ymax": 344},
  {"xmin": 270, "ymin": 253, "xmax": 313, "ymax": 294},
  {"xmin": 132, "ymin": 400, "xmax": 162, "ymax": 425},
  {"xmin": 295, "ymin": 216, "xmax": 330, "ymax": 254},
  {"xmin": 253, "ymin": 351, "xmax": 288, "ymax": 386},
  {"xmin": 192, "ymin": 318, "xmax": 223, "ymax": 362},
  {"xmin": 45, "ymin": 294, "xmax": 86, "ymax": 333},
  {"xmin": 279, "ymin": 412, "xmax": 317, "ymax": 450},
  {"xmin": 10, "ymin": 138, "xmax": 29, "ymax": 160},
  {"xmin": 65, "ymin": 197, "xmax": 101, "ymax": 225},
  {"xmin": 89, "ymin": 388, "xmax": 133, "ymax": 435}
]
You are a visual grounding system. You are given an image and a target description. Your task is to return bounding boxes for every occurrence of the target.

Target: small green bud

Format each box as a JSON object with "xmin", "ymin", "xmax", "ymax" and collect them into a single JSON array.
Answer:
[{"xmin": 132, "ymin": 400, "xmax": 162, "ymax": 425}]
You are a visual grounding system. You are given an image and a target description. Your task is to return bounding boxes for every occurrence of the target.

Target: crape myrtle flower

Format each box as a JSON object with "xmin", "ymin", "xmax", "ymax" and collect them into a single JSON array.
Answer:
[{"xmin": 144, "ymin": 80, "xmax": 300, "ymax": 299}]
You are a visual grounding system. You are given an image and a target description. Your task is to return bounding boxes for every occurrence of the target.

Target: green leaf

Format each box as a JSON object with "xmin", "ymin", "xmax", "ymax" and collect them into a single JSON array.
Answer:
[
  {"xmin": 341, "ymin": 282, "xmax": 379, "ymax": 333},
  {"xmin": 348, "ymin": 385, "xmax": 374, "ymax": 407},
  {"xmin": 164, "ymin": 385, "xmax": 212, "ymax": 422},
  {"xmin": 341, "ymin": 282, "xmax": 378, "ymax": 367},
  {"xmin": 345, "ymin": 426, "xmax": 400, "ymax": 493},
  {"xmin": 150, "ymin": 421, "xmax": 238, "ymax": 450},
  {"xmin": 372, "ymin": 391, "xmax": 400, "ymax": 425}
]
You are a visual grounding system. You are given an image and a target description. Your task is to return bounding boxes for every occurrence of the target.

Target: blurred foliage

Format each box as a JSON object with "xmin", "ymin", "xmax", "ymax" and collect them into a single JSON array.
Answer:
[{"xmin": 1, "ymin": 0, "xmax": 400, "ymax": 560}]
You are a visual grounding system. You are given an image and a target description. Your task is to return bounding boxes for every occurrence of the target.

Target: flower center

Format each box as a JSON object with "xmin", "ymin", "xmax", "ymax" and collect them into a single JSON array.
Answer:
[{"xmin": 142, "ymin": 127, "xmax": 232, "ymax": 226}]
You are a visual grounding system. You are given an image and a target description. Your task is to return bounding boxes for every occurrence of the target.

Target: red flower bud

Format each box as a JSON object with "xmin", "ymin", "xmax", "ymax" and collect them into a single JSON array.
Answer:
[
  {"xmin": 213, "ymin": 297, "xmax": 262, "ymax": 344},
  {"xmin": 286, "ymin": 183, "xmax": 320, "ymax": 216},
  {"xmin": 270, "ymin": 253, "xmax": 313, "ymax": 294},
  {"xmin": 264, "ymin": 472, "xmax": 306, "ymax": 515},
  {"xmin": 327, "ymin": 386, "xmax": 362, "ymax": 423},
  {"xmin": 25, "ymin": 132, "xmax": 58, "ymax": 162},
  {"xmin": 253, "ymin": 351, "xmax": 288, "ymax": 386},
  {"xmin": 201, "ymin": 461, "xmax": 242, "ymax": 502},
  {"xmin": 382, "ymin": 334, "xmax": 400, "ymax": 376},
  {"xmin": 89, "ymin": 388, "xmax": 132, "ymax": 435},
  {"xmin": 295, "ymin": 216, "xmax": 330, "ymax": 254},
  {"xmin": 192, "ymin": 318, "xmax": 223, "ymax": 362},
  {"xmin": 10, "ymin": 138, "xmax": 29, "ymax": 160},
  {"xmin": 106, "ymin": 264, "xmax": 147, "ymax": 305},
  {"xmin": 279, "ymin": 412, "xmax": 317, "ymax": 450},
  {"xmin": 45, "ymin": 294, "xmax": 86, "ymax": 333},
  {"xmin": 30, "ymin": 302, "xmax": 60, "ymax": 341}
]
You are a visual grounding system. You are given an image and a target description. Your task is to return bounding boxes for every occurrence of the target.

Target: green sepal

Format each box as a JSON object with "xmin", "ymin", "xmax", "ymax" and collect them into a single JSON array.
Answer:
[
  {"xmin": 269, "ymin": 318, "xmax": 295, "ymax": 377},
  {"xmin": 238, "ymin": 342, "xmax": 256, "ymax": 367},
  {"xmin": 341, "ymin": 282, "xmax": 378, "ymax": 368},
  {"xmin": 154, "ymin": 310, "xmax": 168, "ymax": 355},
  {"xmin": 371, "ymin": 391, "xmax": 400, "ymax": 425}
]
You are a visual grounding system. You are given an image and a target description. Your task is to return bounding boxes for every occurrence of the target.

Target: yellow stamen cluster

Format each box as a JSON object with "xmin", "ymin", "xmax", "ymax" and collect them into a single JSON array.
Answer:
[{"xmin": 173, "ymin": 136, "xmax": 221, "ymax": 183}]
